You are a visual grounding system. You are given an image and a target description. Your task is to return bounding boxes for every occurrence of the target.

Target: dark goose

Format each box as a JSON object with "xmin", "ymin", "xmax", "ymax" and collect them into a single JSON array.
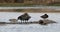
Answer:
[
  {"xmin": 17, "ymin": 13, "xmax": 31, "ymax": 22},
  {"xmin": 41, "ymin": 14, "xmax": 48, "ymax": 19}
]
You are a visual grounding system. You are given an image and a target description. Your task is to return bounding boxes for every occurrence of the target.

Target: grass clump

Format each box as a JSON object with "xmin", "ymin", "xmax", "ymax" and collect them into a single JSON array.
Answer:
[{"xmin": 15, "ymin": 9, "xmax": 23, "ymax": 12}]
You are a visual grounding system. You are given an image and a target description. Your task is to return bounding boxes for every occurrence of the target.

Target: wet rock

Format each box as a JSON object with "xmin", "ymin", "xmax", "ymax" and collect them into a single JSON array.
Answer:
[
  {"xmin": 39, "ymin": 19, "xmax": 57, "ymax": 25},
  {"xmin": 9, "ymin": 19, "xmax": 18, "ymax": 23}
]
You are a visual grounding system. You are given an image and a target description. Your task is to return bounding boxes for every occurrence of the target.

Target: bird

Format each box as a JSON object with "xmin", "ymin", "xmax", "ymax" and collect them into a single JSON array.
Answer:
[
  {"xmin": 41, "ymin": 14, "xmax": 48, "ymax": 19},
  {"xmin": 17, "ymin": 13, "xmax": 31, "ymax": 22}
]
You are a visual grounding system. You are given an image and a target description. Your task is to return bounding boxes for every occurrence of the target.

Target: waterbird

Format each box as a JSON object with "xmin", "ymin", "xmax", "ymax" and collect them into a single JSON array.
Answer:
[
  {"xmin": 17, "ymin": 13, "xmax": 31, "ymax": 23},
  {"xmin": 41, "ymin": 14, "xmax": 48, "ymax": 19}
]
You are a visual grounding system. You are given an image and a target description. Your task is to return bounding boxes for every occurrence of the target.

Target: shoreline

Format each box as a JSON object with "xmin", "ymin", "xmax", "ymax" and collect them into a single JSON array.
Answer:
[{"xmin": 0, "ymin": 12, "xmax": 60, "ymax": 13}]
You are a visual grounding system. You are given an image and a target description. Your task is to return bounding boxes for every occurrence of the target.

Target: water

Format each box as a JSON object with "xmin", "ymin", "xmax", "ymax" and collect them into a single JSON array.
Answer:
[
  {"xmin": 0, "ymin": 6, "xmax": 60, "ymax": 10},
  {"xmin": 0, "ymin": 12, "xmax": 60, "ymax": 32}
]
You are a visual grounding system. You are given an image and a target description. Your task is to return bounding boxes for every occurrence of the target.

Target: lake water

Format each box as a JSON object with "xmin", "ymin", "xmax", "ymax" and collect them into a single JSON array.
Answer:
[{"xmin": 0, "ymin": 12, "xmax": 60, "ymax": 32}]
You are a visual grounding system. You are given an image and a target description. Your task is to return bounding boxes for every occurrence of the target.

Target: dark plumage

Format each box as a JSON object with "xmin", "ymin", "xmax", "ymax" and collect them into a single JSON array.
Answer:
[
  {"xmin": 41, "ymin": 14, "xmax": 48, "ymax": 19},
  {"xmin": 17, "ymin": 13, "xmax": 31, "ymax": 22}
]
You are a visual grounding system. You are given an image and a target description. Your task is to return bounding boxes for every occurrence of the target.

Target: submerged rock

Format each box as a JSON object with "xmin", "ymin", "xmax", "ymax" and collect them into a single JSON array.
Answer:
[
  {"xmin": 9, "ymin": 19, "xmax": 18, "ymax": 23},
  {"xmin": 8, "ymin": 19, "xmax": 57, "ymax": 25},
  {"xmin": 39, "ymin": 19, "xmax": 57, "ymax": 25}
]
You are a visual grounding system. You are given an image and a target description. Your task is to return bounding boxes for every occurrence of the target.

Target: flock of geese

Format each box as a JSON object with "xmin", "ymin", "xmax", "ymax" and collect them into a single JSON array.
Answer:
[{"xmin": 17, "ymin": 13, "xmax": 48, "ymax": 21}]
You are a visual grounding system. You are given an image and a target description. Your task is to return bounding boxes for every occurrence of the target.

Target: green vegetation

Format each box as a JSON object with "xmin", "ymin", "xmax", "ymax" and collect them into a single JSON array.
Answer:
[
  {"xmin": 0, "ymin": 3, "xmax": 37, "ymax": 7},
  {"xmin": 15, "ymin": 9, "xmax": 23, "ymax": 12},
  {"xmin": 0, "ymin": 3, "xmax": 60, "ymax": 7},
  {"xmin": 47, "ymin": 3, "xmax": 60, "ymax": 6}
]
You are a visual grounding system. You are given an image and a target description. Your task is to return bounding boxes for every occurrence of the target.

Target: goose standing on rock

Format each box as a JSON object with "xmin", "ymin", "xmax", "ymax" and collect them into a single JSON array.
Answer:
[{"xmin": 17, "ymin": 13, "xmax": 31, "ymax": 23}]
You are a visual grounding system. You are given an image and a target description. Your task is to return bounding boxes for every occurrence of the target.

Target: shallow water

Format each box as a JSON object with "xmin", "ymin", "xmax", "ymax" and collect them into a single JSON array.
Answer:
[{"xmin": 0, "ymin": 12, "xmax": 60, "ymax": 32}]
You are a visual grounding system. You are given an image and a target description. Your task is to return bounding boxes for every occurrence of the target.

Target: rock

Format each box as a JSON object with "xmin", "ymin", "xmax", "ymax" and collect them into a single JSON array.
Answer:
[
  {"xmin": 9, "ymin": 19, "xmax": 18, "ymax": 23},
  {"xmin": 39, "ymin": 19, "xmax": 57, "ymax": 25}
]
